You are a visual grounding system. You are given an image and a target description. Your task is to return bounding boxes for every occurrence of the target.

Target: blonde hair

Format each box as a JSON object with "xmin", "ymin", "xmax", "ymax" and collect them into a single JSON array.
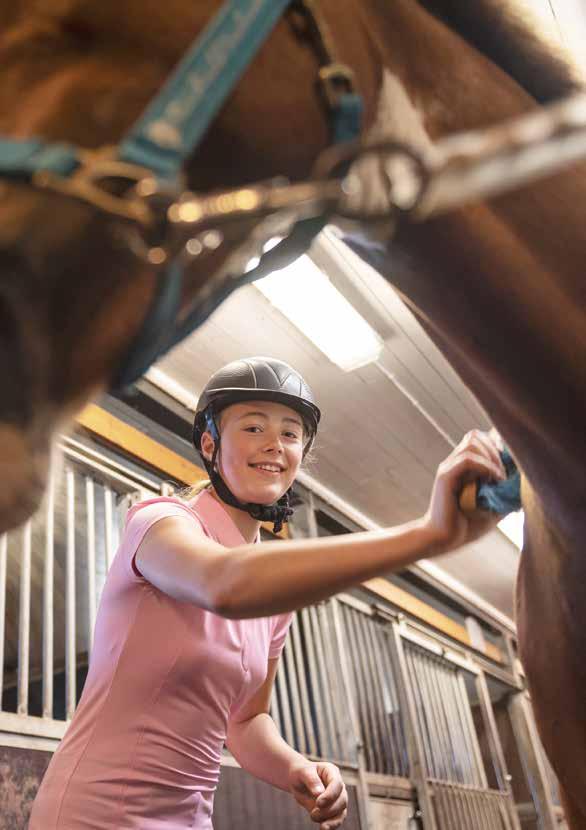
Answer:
[{"xmin": 179, "ymin": 478, "xmax": 211, "ymax": 501}]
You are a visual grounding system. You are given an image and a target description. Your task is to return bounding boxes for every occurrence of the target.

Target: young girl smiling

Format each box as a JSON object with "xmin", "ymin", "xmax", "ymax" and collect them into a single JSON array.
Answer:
[{"xmin": 30, "ymin": 356, "xmax": 505, "ymax": 830}]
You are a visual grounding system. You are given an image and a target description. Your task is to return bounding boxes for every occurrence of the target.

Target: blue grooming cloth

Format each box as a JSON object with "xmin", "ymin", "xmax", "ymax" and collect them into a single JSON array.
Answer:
[
  {"xmin": 332, "ymin": 94, "xmax": 364, "ymax": 143},
  {"xmin": 476, "ymin": 448, "xmax": 521, "ymax": 514}
]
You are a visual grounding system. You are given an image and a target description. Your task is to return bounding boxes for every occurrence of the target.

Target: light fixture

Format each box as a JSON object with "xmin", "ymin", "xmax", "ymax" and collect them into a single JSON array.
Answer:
[
  {"xmin": 554, "ymin": 0, "xmax": 586, "ymax": 76},
  {"xmin": 518, "ymin": 0, "xmax": 586, "ymax": 77},
  {"xmin": 255, "ymin": 255, "xmax": 384, "ymax": 371}
]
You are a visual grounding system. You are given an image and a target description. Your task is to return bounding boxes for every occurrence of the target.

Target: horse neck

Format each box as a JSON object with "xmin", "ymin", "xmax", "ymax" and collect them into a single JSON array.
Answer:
[{"xmin": 367, "ymin": 0, "xmax": 586, "ymax": 541}]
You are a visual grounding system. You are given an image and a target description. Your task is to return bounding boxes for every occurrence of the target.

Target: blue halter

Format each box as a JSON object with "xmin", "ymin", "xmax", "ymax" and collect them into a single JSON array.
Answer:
[
  {"xmin": 0, "ymin": 0, "xmax": 363, "ymax": 387},
  {"xmin": 0, "ymin": 1, "xmax": 292, "ymax": 184}
]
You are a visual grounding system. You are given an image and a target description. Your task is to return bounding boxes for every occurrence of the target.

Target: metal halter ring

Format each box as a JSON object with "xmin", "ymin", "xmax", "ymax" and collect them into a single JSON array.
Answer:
[{"xmin": 313, "ymin": 139, "xmax": 432, "ymax": 220}]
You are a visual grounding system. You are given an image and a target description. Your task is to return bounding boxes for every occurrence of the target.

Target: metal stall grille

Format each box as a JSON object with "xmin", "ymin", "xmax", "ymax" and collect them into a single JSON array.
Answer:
[
  {"xmin": 0, "ymin": 440, "xmax": 158, "ymax": 733},
  {"xmin": 270, "ymin": 602, "xmax": 358, "ymax": 767},
  {"xmin": 403, "ymin": 638, "xmax": 517, "ymax": 829},
  {"xmin": 269, "ymin": 597, "xmax": 411, "ymax": 781},
  {"xmin": 431, "ymin": 782, "xmax": 516, "ymax": 829},
  {"xmin": 338, "ymin": 601, "xmax": 409, "ymax": 778}
]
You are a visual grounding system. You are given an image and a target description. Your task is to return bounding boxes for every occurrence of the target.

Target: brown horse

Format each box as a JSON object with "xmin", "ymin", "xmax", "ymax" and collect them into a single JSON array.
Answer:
[{"xmin": 0, "ymin": 1, "xmax": 585, "ymax": 825}]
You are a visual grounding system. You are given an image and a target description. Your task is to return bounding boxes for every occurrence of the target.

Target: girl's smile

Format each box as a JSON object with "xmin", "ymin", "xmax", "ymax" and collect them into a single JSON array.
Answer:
[{"xmin": 249, "ymin": 463, "xmax": 286, "ymax": 477}]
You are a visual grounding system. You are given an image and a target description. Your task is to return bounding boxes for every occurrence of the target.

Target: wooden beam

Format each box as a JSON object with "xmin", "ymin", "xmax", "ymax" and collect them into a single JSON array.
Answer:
[
  {"xmin": 363, "ymin": 577, "xmax": 503, "ymax": 663},
  {"xmin": 75, "ymin": 404, "xmax": 503, "ymax": 660},
  {"xmin": 77, "ymin": 404, "xmax": 205, "ymax": 485}
]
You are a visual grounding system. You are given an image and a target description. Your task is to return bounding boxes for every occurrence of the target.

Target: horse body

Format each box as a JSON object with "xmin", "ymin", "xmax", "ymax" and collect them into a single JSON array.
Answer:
[
  {"xmin": 516, "ymin": 489, "xmax": 586, "ymax": 826},
  {"xmin": 350, "ymin": 3, "xmax": 586, "ymax": 824},
  {"xmin": 1, "ymin": 0, "xmax": 585, "ymax": 825}
]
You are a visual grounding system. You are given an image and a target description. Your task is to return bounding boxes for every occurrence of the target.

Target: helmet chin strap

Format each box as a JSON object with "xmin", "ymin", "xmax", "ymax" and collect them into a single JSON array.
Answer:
[{"xmin": 204, "ymin": 416, "xmax": 294, "ymax": 535}]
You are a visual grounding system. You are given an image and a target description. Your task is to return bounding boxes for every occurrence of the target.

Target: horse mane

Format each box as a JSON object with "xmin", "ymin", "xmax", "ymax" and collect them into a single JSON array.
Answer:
[{"xmin": 420, "ymin": 0, "xmax": 583, "ymax": 103}]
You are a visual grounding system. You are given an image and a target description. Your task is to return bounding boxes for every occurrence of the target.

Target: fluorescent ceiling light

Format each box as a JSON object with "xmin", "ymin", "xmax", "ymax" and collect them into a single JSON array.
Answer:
[
  {"xmin": 553, "ymin": 0, "xmax": 586, "ymax": 76},
  {"xmin": 498, "ymin": 510, "xmax": 524, "ymax": 550},
  {"xmin": 518, "ymin": 0, "xmax": 586, "ymax": 76},
  {"xmin": 255, "ymin": 255, "xmax": 383, "ymax": 371}
]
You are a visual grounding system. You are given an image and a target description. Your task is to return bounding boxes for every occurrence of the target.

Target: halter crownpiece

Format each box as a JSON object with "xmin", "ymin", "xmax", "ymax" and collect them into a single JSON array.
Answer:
[{"xmin": 192, "ymin": 357, "xmax": 320, "ymax": 533}]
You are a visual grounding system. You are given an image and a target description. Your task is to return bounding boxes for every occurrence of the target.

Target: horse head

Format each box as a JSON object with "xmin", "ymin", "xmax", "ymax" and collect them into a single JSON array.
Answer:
[
  {"xmin": 1, "ymin": 2, "xmax": 584, "ymax": 537},
  {"xmin": 0, "ymin": 0, "xmax": 383, "ymax": 531}
]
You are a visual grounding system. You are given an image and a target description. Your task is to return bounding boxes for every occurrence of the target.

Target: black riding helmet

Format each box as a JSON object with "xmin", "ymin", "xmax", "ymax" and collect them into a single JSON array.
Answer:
[{"xmin": 192, "ymin": 357, "xmax": 321, "ymax": 533}]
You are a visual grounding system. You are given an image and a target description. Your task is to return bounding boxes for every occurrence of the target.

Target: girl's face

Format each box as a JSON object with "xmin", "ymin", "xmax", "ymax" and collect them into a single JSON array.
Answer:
[{"xmin": 201, "ymin": 400, "xmax": 305, "ymax": 504}]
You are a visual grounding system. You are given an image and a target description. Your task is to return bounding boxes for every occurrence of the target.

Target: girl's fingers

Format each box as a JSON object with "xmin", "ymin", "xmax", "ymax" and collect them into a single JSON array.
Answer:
[
  {"xmin": 316, "ymin": 777, "xmax": 343, "ymax": 806},
  {"xmin": 311, "ymin": 792, "xmax": 348, "ymax": 822},
  {"xmin": 474, "ymin": 431, "xmax": 506, "ymax": 474},
  {"xmin": 314, "ymin": 764, "xmax": 344, "ymax": 806},
  {"xmin": 320, "ymin": 809, "xmax": 348, "ymax": 830},
  {"xmin": 297, "ymin": 794, "xmax": 319, "ymax": 812},
  {"xmin": 444, "ymin": 450, "xmax": 505, "ymax": 484},
  {"xmin": 457, "ymin": 430, "xmax": 504, "ymax": 475},
  {"xmin": 488, "ymin": 427, "xmax": 505, "ymax": 452}
]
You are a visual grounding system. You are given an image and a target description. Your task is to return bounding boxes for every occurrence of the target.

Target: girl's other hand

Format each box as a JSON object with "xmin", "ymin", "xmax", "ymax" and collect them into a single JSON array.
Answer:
[{"xmin": 288, "ymin": 760, "xmax": 348, "ymax": 829}]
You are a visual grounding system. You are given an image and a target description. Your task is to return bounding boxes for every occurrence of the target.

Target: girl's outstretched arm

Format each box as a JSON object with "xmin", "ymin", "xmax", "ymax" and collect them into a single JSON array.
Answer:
[{"xmin": 136, "ymin": 430, "xmax": 505, "ymax": 618}]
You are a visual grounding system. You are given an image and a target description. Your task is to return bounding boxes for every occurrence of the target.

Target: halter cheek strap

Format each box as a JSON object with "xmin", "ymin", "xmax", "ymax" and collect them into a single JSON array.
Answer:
[{"xmin": 209, "ymin": 467, "xmax": 294, "ymax": 535}]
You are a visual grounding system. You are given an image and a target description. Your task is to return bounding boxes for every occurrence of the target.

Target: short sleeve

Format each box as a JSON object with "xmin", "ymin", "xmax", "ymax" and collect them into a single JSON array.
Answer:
[
  {"xmin": 122, "ymin": 499, "xmax": 205, "ymax": 580},
  {"xmin": 268, "ymin": 612, "xmax": 294, "ymax": 659}
]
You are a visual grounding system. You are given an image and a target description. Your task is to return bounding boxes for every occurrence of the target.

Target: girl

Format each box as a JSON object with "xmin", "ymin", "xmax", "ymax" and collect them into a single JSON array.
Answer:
[{"xmin": 30, "ymin": 356, "xmax": 505, "ymax": 830}]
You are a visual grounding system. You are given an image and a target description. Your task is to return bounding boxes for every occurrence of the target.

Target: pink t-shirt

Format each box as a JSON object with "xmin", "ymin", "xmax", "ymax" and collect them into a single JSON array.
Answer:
[{"xmin": 29, "ymin": 490, "xmax": 293, "ymax": 830}]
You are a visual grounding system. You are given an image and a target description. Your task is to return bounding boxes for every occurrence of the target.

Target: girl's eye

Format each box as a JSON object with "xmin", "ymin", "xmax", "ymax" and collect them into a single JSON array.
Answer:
[
  {"xmin": 284, "ymin": 431, "xmax": 301, "ymax": 441},
  {"xmin": 244, "ymin": 425, "xmax": 262, "ymax": 433}
]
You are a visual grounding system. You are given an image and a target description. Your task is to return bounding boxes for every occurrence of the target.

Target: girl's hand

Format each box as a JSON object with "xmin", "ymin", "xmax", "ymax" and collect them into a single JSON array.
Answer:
[
  {"xmin": 288, "ymin": 760, "xmax": 348, "ymax": 830},
  {"xmin": 423, "ymin": 430, "xmax": 507, "ymax": 555}
]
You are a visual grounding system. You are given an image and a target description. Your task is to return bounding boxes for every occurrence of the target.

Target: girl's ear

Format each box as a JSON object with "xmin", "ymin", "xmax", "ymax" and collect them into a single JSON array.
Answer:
[{"xmin": 200, "ymin": 431, "xmax": 215, "ymax": 462}]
